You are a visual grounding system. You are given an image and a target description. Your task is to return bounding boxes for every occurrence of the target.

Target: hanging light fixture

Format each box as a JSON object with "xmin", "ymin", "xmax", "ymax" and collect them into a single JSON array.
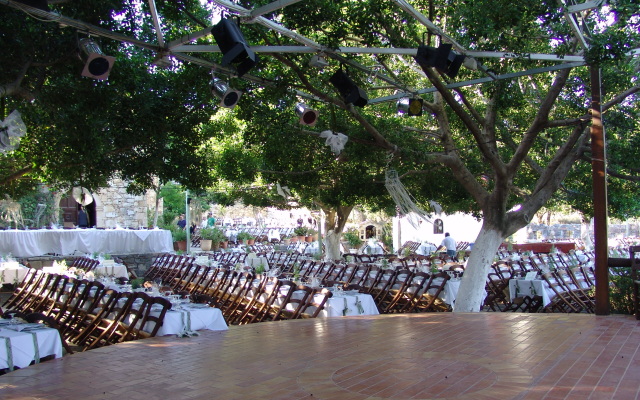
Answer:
[
  {"xmin": 329, "ymin": 68, "xmax": 368, "ymax": 108},
  {"xmin": 397, "ymin": 97, "xmax": 423, "ymax": 116},
  {"xmin": 295, "ymin": 103, "xmax": 319, "ymax": 126},
  {"xmin": 79, "ymin": 38, "xmax": 115, "ymax": 80},
  {"xmin": 210, "ymin": 76, "xmax": 242, "ymax": 109},
  {"xmin": 415, "ymin": 42, "xmax": 465, "ymax": 79},
  {"xmin": 211, "ymin": 18, "xmax": 258, "ymax": 77}
]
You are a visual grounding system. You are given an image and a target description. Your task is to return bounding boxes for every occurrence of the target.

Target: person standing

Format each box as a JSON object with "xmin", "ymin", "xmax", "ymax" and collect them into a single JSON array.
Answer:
[
  {"xmin": 207, "ymin": 213, "xmax": 216, "ymax": 227},
  {"xmin": 77, "ymin": 207, "xmax": 89, "ymax": 228},
  {"xmin": 440, "ymin": 232, "xmax": 458, "ymax": 261},
  {"xmin": 177, "ymin": 214, "xmax": 187, "ymax": 230}
]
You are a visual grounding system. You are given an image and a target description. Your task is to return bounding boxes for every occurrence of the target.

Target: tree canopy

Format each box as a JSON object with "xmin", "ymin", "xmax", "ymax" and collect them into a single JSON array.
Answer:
[{"xmin": 1, "ymin": 0, "xmax": 639, "ymax": 311}]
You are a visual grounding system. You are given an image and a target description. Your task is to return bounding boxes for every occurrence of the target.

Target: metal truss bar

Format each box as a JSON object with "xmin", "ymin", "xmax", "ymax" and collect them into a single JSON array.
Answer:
[
  {"xmin": 211, "ymin": 0, "xmax": 410, "ymax": 91},
  {"xmin": 0, "ymin": 0, "xmax": 163, "ymax": 52},
  {"xmin": 148, "ymin": 0, "xmax": 165, "ymax": 47},
  {"xmin": 567, "ymin": 0, "xmax": 604, "ymax": 13},
  {"xmin": 558, "ymin": 0, "xmax": 590, "ymax": 49},
  {"xmin": 167, "ymin": 27, "xmax": 214, "ymax": 49},
  {"xmin": 250, "ymin": 0, "xmax": 303, "ymax": 19},
  {"xmin": 368, "ymin": 61, "xmax": 587, "ymax": 104},
  {"xmin": 172, "ymin": 44, "xmax": 585, "ymax": 62}
]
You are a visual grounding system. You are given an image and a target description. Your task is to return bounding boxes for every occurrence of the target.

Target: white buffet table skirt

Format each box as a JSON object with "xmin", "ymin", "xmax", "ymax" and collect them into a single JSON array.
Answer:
[
  {"xmin": 0, "ymin": 262, "xmax": 29, "ymax": 285},
  {"xmin": 0, "ymin": 228, "xmax": 174, "ymax": 258},
  {"xmin": 0, "ymin": 322, "xmax": 63, "ymax": 370},
  {"xmin": 509, "ymin": 279, "xmax": 553, "ymax": 306},
  {"xmin": 153, "ymin": 304, "xmax": 228, "ymax": 336}
]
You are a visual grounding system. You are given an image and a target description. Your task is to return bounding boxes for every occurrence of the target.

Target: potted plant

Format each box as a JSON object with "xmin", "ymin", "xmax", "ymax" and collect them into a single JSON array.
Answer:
[
  {"xmin": 282, "ymin": 234, "xmax": 293, "ymax": 245},
  {"xmin": 305, "ymin": 228, "xmax": 317, "ymax": 243},
  {"xmin": 294, "ymin": 226, "xmax": 307, "ymax": 242},
  {"xmin": 200, "ymin": 227, "xmax": 227, "ymax": 251},
  {"xmin": 343, "ymin": 229, "xmax": 362, "ymax": 252},
  {"xmin": 236, "ymin": 231, "xmax": 254, "ymax": 245},
  {"xmin": 171, "ymin": 227, "xmax": 187, "ymax": 251}
]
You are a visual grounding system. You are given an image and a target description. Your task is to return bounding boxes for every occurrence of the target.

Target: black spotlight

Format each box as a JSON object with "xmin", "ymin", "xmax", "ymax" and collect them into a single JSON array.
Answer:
[
  {"xmin": 415, "ymin": 43, "xmax": 465, "ymax": 79},
  {"xmin": 79, "ymin": 38, "xmax": 115, "ymax": 80},
  {"xmin": 329, "ymin": 69, "xmax": 368, "ymax": 108},
  {"xmin": 211, "ymin": 18, "xmax": 258, "ymax": 77}
]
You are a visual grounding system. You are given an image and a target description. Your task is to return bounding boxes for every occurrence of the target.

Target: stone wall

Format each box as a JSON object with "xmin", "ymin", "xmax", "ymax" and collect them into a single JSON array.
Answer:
[{"xmin": 94, "ymin": 178, "xmax": 156, "ymax": 229}]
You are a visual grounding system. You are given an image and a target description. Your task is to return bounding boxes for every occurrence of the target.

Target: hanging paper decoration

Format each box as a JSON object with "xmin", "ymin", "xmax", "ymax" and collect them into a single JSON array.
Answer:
[
  {"xmin": 319, "ymin": 130, "xmax": 348, "ymax": 154},
  {"xmin": 276, "ymin": 182, "xmax": 291, "ymax": 199},
  {"xmin": 0, "ymin": 110, "xmax": 27, "ymax": 153},
  {"xmin": 429, "ymin": 200, "xmax": 443, "ymax": 214},
  {"xmin": 385, "ymin": 169, "xmax": 434, "ymax": 229}
]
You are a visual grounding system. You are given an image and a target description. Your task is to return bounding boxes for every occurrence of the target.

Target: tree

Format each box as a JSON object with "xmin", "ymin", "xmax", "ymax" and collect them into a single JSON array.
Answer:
[
  {"xmin": 0, "ymin": 2, "xmax": 217, "ymax": 195},
  {"xmin": 201, "ymin": 0, "xmax": 639, "ymax": 311}
]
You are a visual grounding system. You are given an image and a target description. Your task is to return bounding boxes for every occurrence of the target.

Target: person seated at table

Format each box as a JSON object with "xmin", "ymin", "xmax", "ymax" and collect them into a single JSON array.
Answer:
[{"xmin": 439, "ymin": 232, "xmax": 458, "ymax": 261}]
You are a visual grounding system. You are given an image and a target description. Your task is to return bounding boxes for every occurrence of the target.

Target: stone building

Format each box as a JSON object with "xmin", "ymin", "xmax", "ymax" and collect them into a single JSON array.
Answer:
[{"xmin": 56, "ymin": 178, "xmax": 160, "ymax": 229}]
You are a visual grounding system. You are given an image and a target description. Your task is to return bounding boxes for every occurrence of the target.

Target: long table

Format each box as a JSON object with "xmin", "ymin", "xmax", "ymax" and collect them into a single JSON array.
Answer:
[
  {"xmin": 0, "ymin": 321, "xmax": 63, "ymax": 371},
  {"xmin": 0, "ymin": 228, "xmax": 174, "ymax": 257}
]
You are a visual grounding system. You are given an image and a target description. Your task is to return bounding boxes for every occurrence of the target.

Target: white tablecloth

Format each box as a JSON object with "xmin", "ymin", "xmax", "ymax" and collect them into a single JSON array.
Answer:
[
  {"xmin": 361, "ymin": 243, "xmax": 384, "ymax": 255},
  {"xmin": 43, "ymin": 263, "xmax": 129, "ymax": 279},
  {"xmin": 509, "ymin": 279, "xmax": 553, "ymax": 306},
  {"xmin": 319, "ymin": 292, "xmax": 379, "ymax": 318},
  {"xmin": 0, "ymin": 262, "xmax": 29, "ymax": 285},
  {"xmin": 0, "ymin": 322, "xmax": 63, "ymax": 370},
  {"xmin": 417, "ymin": 243, "xmax": 437, "ymax": 255},
  {"xmin": 0, "ymin": 228, "xmax": 174, "ymax": 257},
  {"xmin": 153, "ymin": 304, "xmax": 228, "ymax": 336}
]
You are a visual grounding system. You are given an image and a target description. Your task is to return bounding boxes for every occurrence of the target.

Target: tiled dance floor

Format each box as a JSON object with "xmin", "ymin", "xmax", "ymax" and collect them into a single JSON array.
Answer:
[{"xmin": 1, "ymin": 313, "xmax": 639, "ymax": 399}]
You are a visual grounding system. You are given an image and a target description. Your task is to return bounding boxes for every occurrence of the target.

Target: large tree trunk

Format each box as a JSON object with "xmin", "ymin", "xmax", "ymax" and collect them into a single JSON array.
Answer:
[
  {"xmin": 325, "ymin": 230, "xmax": 341, "ymax": 260},
  {"xmin": 453, "ymin": 226, "xmax": 504, "ymax": 312},
  {"xmin": 321, "ymin": 205, "xmax": 354, "ymax": 261}
]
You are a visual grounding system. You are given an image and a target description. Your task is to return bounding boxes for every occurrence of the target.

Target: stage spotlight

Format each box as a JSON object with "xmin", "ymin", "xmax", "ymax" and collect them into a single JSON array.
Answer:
[
  {"xmin": 79, "ymin": 38, "xmax": 115, "ymax": 80},
  {"xmin": 211, "ymin": 18, "xmax": 258, "ymax": 77},
  {"xmin": 329, "ymin": 69, "xmax": 368, "ymax": 108},
  {"xmin": 397, "ymin": 98, "xmax": 423, "ymax": 116},
  {"xmin": 415, "ymin": 43, "xmax": 465, "ymax": 79},
  {"xmin": 210, "ymin": 77, "xmax": 242, "ymax": 109},
  {"xmin": 295, "ymin": 103, "xmax": 319, "ymax": 126},
  {"xmin": 309, "ymin": 53, "xmax": 329, "ymax": 69}
]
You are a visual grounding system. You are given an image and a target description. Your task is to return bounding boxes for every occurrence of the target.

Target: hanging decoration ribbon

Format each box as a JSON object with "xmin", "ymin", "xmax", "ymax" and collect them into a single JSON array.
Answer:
[{"xmin": 385, "ymin": 169, "xmax": 434, "ymax": 229}]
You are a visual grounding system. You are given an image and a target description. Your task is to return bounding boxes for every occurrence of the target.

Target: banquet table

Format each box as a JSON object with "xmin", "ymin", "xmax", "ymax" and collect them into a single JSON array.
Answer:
[
  {"xmin": 0, "ymin": 321, "xmax": 63, "ymax": 371},
  {"xmin": 416, "ymin": 243, "xmax": 437, "ymax": 256},
  {"xmin": 0, "ymin": 228, "xmax": 174, "ymax": 257},
  {"xmin": 509, "ymin": 279, "xmax": 553, "ymax": 306},
  {"xmin": 319, "ymin": 291, "xmax": 379, "ymax": 317},
  {"xmin": 43, "ymin": 263, "xmax": 129, "ymax": 279},
  {"xmin": 153, "ymin": 304, "xmax": 228, "ymax": 336},
  {"xmin": 0, "ymin": 262, "xmax": 29, "ymax": 285}
]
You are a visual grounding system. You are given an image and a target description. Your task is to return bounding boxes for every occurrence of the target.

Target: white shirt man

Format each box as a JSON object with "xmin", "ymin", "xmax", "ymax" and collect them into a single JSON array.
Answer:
[{"xmin": 440, "ymin": 233, "xmax": 457, "ymax": 261}]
